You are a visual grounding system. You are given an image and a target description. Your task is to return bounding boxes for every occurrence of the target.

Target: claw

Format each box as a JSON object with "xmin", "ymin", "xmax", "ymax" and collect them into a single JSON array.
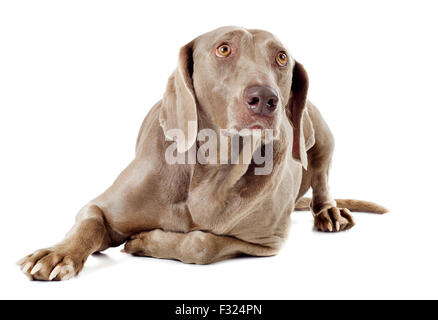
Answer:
[
  {"xmin": 49, "ymin": 265, "xmax": 61, "ymax": 280},
  {"xmin": 61, "ymin": 273, "xmax": 73, "ymax": 281},
  {"xmin": 22, "ymin": 262, "xmax": 33, "ymax": 273},
  {"xmin": 327, "ymin": 223, "xmax": 333, "ymax": 232},
  {"xmin": 30, "ymin": 263, "xmax": 42, "ymax": 275},
  {"xmin": 60, "ymin": 265, "xmax": 75, "ymax": 281}
]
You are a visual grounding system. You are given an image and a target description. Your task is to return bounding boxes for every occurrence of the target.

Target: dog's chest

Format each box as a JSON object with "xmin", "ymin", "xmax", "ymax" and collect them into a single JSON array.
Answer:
[{"xmin": 186, "ymin": 158, "xmax": 301, "ymax": 241}]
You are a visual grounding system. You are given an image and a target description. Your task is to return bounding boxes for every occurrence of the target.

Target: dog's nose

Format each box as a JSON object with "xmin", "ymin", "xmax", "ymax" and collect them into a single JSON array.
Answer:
[{"xmin": 244, "ymin": 85, "xmax": 279, "ymax": 116}]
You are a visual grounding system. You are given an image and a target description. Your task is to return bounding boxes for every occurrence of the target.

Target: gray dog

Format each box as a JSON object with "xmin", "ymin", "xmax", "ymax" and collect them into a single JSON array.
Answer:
[{"xmin": 18, "ymin": 26, "xmax": 387, "ymax": 281}]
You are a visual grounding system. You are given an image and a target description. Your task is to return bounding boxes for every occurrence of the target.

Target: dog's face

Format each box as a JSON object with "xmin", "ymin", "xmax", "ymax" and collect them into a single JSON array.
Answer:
[
  {"xmin": 159, "ymin": 26, "xmax": 309, "ymax": 168},
  {"xmin": 192, "ymin": 26, "xmax": 293, "ymax": 136}
]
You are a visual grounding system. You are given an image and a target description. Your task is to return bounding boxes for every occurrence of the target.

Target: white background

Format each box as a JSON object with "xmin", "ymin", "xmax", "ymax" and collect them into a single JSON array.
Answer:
[{"xmin": 1, "ymin": 0, "xmax": 437, "ymax": 299}]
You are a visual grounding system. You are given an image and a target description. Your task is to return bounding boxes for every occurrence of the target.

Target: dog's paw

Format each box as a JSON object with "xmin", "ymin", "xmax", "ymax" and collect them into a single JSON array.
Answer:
[
  {"xmin": 123, "ymin": 233, "xmax": 148, "ymax": 256},
  {"xmin": 17, "ymin": 248, "xmax": 83, "ymax": 281},
  {"xmin": 314, "ymin": 207, "xmax": 355, "ymax": 232}
]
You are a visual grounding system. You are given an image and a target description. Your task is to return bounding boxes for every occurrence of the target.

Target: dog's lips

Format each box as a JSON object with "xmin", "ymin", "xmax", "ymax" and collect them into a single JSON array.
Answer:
[
  {"xmin": 237, "ymin": 122, "xmax": 267, "ymax": 130},
  {"xmin": 220, "ymin": 123, "xmax": 267, "ymax": 137},
  {"xmin": 222, "ymin": 106, "xmax": 279, "ymax": 136},
  {"xmin": 234, "ymin": 119, "xmax": 273, "ymax": 131}
]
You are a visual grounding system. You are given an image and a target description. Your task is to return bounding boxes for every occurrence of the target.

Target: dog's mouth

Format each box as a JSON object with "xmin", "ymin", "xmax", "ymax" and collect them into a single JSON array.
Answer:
[
  {"xmin": 220, "ymin": 104, "xmax": 280, "ymax": 138},
  {"xmin": 220, "ymin": 121, "xmax": 278, "ymax": 142},
  {"xmin": 221, "ymin": 123, "xmax": 265, "ymax": 136},
  {"xmin": 248, "ymin": 124, "xmax": 264, "ymax": 130},
  {"xmin": 223, "ymin": 115, "xmax": 277, "ymax": 133}
]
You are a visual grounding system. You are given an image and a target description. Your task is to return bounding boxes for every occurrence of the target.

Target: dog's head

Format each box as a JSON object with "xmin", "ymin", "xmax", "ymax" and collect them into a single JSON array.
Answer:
[{"xmin": 159, "ymin": 26, "xmax": 309, "ymax": 167}]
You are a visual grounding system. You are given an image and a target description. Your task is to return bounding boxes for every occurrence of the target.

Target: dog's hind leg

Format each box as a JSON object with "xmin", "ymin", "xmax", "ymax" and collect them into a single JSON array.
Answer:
[{"xmin": 123, "ymin": 229, "xmax": 278, "ymax": 264}]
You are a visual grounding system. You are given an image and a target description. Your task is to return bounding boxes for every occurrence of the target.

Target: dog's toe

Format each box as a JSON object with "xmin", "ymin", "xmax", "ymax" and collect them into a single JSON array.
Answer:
[
  {"xmin": 123, "ymin": 238, "xmax": 146, "ymax": 256},
  {"xmin": 314, "ymin": 207, "xmax": 355, "ymax": 232},
  {"xmin": 17, "ymin": 248, "xmax": 81, "ymax": 281}
]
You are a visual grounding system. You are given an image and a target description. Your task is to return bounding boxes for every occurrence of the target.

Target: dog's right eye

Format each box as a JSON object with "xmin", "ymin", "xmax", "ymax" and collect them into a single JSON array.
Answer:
[
  {"xmin": 275, "ymin": 51, "xmax": 288, "ymax": 67},
  {"xmin": 216, "ymin": 44, "xmax": 232, "ymax": 57}
]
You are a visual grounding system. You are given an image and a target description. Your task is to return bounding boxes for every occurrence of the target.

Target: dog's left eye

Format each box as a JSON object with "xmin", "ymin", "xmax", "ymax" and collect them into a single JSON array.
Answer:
[
  {"xmin": 216, "ymin": 44, "xmax": 232, "ymax": 57},
  {"xmin": 276, "ymin": 51, "xmax": 288, "ymax": 66}
]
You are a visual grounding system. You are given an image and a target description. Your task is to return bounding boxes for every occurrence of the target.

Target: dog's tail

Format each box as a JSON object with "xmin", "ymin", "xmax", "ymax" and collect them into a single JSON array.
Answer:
[{"xmin": 295, "ymin": 197, "xmax": 389, "ymax": 214}]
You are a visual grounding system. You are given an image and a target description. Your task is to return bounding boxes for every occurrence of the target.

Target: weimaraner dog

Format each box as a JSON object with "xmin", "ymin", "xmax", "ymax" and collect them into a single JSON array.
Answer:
[{"xmin": 18, "ymin": 26, "xmax": 387, "ymax": 281}]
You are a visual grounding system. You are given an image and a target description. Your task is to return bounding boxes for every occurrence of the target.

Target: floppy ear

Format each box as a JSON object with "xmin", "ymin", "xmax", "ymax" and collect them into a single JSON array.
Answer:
[
  {"xmin": 159, "ymin": 41, "xmax": 198, "ymax": 153},
  {"xmin": 286, "ymin": 61, "xmax": 310, "ymax": 169}
]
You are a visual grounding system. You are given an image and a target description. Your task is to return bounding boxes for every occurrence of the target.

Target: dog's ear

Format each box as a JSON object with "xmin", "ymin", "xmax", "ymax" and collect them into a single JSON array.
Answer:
[
  {"xmin": 286, "ymin": 61, "xmax": 309, "ymax": 169},
  {"xmin": 159, "ymin": 40, "xmax": 197, "ymax": 153}
]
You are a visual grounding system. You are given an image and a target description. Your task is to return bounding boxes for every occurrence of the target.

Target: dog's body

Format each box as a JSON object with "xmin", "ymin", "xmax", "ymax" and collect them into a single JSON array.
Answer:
[{"xmin": 18, "ymin": 26, "xmax": 387, "ymax": 281}]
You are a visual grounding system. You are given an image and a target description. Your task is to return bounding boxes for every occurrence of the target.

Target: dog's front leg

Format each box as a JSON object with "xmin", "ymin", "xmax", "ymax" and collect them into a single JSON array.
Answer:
[
  {"xmin": 311, "ymin": 167, "xmax": 355, "ymax": 232},
  {"xmin": 17, "ymin": 205, "xmax": 112, "ymax": 281},
  {"xmin": 307, "ymin": 139, "xmax": 355, "ymax": 232},
  {"xmin": 123, "ymin": 229, "xmax": 278, "ymax": 265}
]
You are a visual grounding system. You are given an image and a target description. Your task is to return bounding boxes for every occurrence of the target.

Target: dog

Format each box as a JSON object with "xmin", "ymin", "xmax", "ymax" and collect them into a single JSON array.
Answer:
[{"xmin": 17, "ymin": 26, "xmax": 387, "ymax": 281}]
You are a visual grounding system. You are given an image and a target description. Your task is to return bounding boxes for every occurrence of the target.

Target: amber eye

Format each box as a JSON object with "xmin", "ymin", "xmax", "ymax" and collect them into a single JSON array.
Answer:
[
  {"xmin": 216, "ymin": 44, "xmax": 232, "ymax": 57},
  {"xmin": 276, "ymin": 51, "xmax": 288, "ymax": 66}
]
